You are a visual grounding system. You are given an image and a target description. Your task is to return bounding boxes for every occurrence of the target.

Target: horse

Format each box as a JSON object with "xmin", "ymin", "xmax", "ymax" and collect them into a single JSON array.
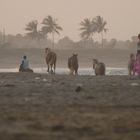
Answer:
[
  {"xmin": 68, "ymin": 54, "xmax": 79, "ymax": 75},
  {"xmin": 45, "ymin": 48, "xmax": 57, "ymax": 74},
  {"xmin": 128, "ymin": 53, "xmax": 135, "ymax": 76},
  {"xmin": 93, "ymin": 59, "xmax": 105, "ymax": 76}
]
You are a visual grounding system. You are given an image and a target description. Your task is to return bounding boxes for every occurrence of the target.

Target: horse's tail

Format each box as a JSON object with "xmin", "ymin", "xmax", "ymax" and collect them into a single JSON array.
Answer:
[{"xmin": 53, "ymin": 53, "xmax": 57, "ymax": 72}]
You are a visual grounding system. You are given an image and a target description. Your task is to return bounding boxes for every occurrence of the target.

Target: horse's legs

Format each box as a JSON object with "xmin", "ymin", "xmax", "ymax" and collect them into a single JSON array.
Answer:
[
  {"xmin": 47, "ymin": 65, "xmax": 50, "ymax": 73},
  {"xmin": 50, "ymin": 65, "xmax": 53, "ymax": 74},
  {"xmin": 103, "ymin": 70, "xmax": 105, "ymax": 76},
  {"xmin": 69, "ymin": 68, "xmax": 73, "ymax": 75},
  {"xmin": 75, "ymin": 69, "xmax": 78, "ymax": 75},
  {"xmin": 54, "ymin": 63, "xmax": 56, "ymax": 74},
  {"xmin": 71, "ymin": 69, "xmax": 74, "ymax": 75}
]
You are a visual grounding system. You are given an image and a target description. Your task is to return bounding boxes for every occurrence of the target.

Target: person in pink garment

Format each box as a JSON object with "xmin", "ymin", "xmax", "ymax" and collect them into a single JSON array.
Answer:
[
  {"xmin": 134, "ymin": 54, "xmax": 140, "ymax": 78},
  {"xmin": 134, "ymin": 34, "xmax": 140, "ymax": 78}
]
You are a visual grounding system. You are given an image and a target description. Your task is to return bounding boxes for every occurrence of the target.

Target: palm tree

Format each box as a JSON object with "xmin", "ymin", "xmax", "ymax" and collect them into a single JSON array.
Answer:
[
  {"xmin": 25, "ymin": 20, "xmax": 39, "ymax": 39},
  {"xmin": 94, "ymin": 16, "xmax": 108, "ymax": 47},
  {"xmin": 79, "ymin": 18, "xmax": 97, "ymax": 41},
  {"xmin": 41, "ymin": 15, "xmax": 63, "ymax": 48}
]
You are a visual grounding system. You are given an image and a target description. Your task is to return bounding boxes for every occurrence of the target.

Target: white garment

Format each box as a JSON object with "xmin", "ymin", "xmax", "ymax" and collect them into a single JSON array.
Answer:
[{"xmin": 22, "ymin": 59, "xmax": 29, "ymax": 69}]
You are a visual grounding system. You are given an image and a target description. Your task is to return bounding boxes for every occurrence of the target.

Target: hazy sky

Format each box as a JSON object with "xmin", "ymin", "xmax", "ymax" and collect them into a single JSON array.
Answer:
[{"xmin": 0, "ymin": 0, "xmax": 139, "ymax": 41}]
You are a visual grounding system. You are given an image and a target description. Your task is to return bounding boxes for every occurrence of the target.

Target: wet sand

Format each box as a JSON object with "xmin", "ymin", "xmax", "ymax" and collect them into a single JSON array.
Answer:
[{"xmin": 0, "ymin": 73, "xmax": 140, "ymax": 140}]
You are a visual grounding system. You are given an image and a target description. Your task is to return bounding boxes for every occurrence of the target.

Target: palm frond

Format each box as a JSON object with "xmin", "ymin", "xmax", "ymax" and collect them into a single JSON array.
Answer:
[
  {"xmin": 79, "ymin": 18, "xmax": 97, "ymax": 40},
  {"xmin": 95, "ymin": 16, "xmax": 107, "ymax": 33},
  {"xmin": 41, "ymin": 15, "xmax": 62, "ymax": 36},
  {"xmin": 25, "ymin": 20, "xmax": 39, "ymax": 39}
]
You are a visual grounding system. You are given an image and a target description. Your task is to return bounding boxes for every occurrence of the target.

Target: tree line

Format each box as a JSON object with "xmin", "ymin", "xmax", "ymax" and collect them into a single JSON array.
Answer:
[
  {"xmin": 25, "ymin": 15, "xmax": 107, "ymax": 47},
  {"xmin": 0, "ymin": 15, "xmax": 137, "ymax": 50}
]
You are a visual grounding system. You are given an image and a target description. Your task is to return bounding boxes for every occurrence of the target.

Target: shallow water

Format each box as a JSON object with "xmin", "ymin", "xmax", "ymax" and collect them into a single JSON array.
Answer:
[{"xmin": 0, "ymin": 67, "xmax": 128, "ymax": 75}]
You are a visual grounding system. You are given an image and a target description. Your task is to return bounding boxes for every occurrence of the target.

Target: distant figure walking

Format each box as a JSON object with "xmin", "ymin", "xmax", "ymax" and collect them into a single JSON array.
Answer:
[
  {"xmin": 93, "ymin": 59, "xmax": 105, "ymax": 76},
  {"xmin": 45, "ymin": 48, "xmax": 57, "ymax": 74},
  {"xmin": 128, "ymin": 53, "xmax": 135, "ymax": 76},
  {"xmin": 19, "ymin": 56, "xmax": 33, "ymax": 73},
  {"xmin": 68, "ymin": 54, "xmax": 79, "ymax": 75}
]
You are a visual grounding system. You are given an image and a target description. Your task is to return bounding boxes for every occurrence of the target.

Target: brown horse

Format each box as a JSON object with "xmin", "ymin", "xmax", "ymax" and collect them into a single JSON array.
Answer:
[
  {"xmin": 45, "ymin": 48, "xmax": 57, "ymax": 74},
  {"xmin": 68, "ymin": 54, "xmax": 79, "ymax": 75},
  {"xmin": 93, "ymin": 59, "xmax": 105, "ymax": 76}
]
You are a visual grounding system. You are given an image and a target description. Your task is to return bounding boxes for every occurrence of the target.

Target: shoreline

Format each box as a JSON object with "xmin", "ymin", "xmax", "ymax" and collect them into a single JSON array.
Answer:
[{"xmin": 0, "ymin": 67, "xmax": 128, "ymax": 75}]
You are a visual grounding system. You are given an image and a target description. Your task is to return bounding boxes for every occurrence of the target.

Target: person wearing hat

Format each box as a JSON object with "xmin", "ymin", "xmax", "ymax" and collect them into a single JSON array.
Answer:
[{"xmin": 19, "ymin": 55, "xmax": 33, "ymax": 72}]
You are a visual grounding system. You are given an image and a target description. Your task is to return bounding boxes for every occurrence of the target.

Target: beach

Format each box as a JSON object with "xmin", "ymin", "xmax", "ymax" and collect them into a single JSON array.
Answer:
[
  {"xmin": 0, "ymin": 0, "xmax": 140, "ymax": 138},
  {"xmin": 0, "ymin": 0, "xmax": 140, "ymax": 139},
  {"xmin": 0, "ymin": 73, "xmax": 140, "ymax": 140}
]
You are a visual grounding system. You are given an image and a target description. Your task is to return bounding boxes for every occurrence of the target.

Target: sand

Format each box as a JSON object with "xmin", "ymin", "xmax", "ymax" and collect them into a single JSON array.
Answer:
[{"xmin": 0, "ymin": 73, "xmax": 140, "ymax": 140}]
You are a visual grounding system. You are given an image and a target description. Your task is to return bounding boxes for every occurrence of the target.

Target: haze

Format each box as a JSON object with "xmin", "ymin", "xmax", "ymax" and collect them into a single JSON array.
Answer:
[{"xmin": 0, "ymin": 0, "xmax": 139, "ymax": 41}]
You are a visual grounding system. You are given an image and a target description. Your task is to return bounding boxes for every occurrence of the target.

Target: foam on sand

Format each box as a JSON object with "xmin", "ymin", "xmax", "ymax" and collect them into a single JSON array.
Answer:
[{"xmin": 0, "ymin": 67, "xmax": 128, "ymax": 75}]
